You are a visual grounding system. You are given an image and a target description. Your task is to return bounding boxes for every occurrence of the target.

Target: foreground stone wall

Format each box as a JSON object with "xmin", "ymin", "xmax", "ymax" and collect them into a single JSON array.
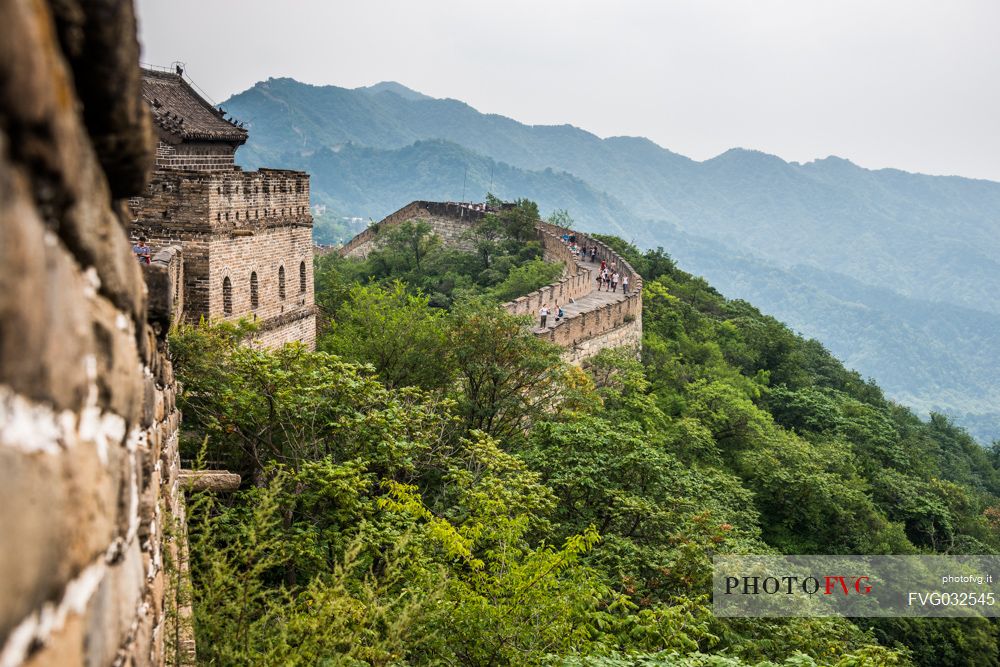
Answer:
[{"xmin": 0, "ymin": 1, "xmax": 193, "ymax": 665}]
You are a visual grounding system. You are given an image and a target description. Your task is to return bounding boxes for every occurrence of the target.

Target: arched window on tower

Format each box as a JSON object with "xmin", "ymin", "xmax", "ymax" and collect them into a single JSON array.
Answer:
[
  {"xmin": 222, "ymin": 276, "xmax": 232, "ymax": 315},
  {"xmin": 250, "ymin": 271, "xmax": 259, "ymax": 310},
  {"xmin": 278, "ymin": 265, "xmax": 286, "ymax": 300},
  {"xmin": 299, "ymin": 261, "xmax": 307, "ymax": 294}
]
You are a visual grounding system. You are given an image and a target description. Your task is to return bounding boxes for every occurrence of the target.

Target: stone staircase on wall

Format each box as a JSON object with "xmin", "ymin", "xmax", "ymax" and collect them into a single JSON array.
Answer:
[{"xmin": 337, "ymin": 202, "xmax": 643, "ymax": 362}]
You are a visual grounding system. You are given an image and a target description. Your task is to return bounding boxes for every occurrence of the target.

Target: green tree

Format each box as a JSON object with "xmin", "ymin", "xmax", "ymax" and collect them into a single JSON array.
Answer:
[
  {"xmin": 380, "ymin": 433, "xmax": 613, "ymax": 665},
  {"xmin": 489, "ymin": 258, "xmax": 563, "ymax": 302},
  {"xmin": 321, "ymin": 281, "xmax": 452, "ymax": 390},
  {"xmin": 449, "ymin": 300, "xmax": 564, "ymax": 438},
  {"xmin": 170, "ymin": 321, "xmax": 453, "ymax": 482},
  {"xmin": 375, "ymin": 219, "xmax": 440, "ymax": 272}
]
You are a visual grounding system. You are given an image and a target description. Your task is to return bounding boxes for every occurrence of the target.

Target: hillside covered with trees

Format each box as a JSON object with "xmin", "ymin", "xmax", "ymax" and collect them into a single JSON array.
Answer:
[
  {"xmin": 222, "ymin": 78, "xmax": 1000, "ymax": 444},
  {"xmin": 172, "ymin": 203, "xmax": 1000, "ymax": 666}
]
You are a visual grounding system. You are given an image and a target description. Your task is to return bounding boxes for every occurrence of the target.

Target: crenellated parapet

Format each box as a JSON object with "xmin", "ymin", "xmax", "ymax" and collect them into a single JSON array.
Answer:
[
  {"xmin": 515, "ymin": 221, "xmax": 643, "ymax": 362},
  {"xmin": 339, "ymin": 201, "xmax": 491, "ymax": 258}
]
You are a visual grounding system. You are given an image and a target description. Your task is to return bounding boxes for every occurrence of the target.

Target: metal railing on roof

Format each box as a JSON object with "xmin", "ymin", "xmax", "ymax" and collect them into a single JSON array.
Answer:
[{"xmin": 139, "ymin": 61, "xmax": 221, "ymax": 109}]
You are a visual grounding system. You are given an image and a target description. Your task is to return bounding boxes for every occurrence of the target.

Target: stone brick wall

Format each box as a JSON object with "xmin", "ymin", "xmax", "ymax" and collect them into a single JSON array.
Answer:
[
  {"xmin": 208, "ymin": 228, "xmax": 316, "ymax": 349},
  {"xmin": 545, "ymin": 297, "xmax": 643, "ymax": 361},
  {"xmin": 129, "ymin": 171, "xmax": 212, "ymax": 317},
  {"xmin": 340, "ymin": 201, "xmax": 488, "ymax": 258},
  {"xmin": 155, "ymin": 140, "xmax": 235, "ymax": 171},
  {"xmin": 0, "ymin": 1, "xmax": 194, "ymax": 665},
  {"xmin": 560, "ymin": 317, "xmax": 643, "ymax": 365},
  {"xmin": 529, "ymin": 221, "xmax": 644, "ymax": 362},
  {"xmin": 253, "ymin": 311, "xmax": 319, "ymax": 350},
  {"xmin": 205, "ymin": 168, "xmax": 311, "ymax": 229},
  {"xmin": 504, "ymin": 227, "xmax": 594, "ymax": 317},
  {"xmin": 130, "ymin": 168, "xmax": 316, "ymax": 349},
  {"xmin": 146, "ymin": 247, "xmax": 185, "ymax": 329}
]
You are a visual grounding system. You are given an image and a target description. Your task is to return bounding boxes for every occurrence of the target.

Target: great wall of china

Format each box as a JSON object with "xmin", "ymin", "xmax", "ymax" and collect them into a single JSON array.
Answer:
[
  {"xmin": 0, "ymin": 3, "xmax": 644, "ymax": 665},
  {"xmin": 340, "ymin": 202, "xmax": 643, "ymax": 363}
]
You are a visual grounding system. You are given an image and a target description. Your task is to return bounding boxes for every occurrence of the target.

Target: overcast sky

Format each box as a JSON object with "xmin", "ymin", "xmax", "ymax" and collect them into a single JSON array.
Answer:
[{"xmin": 136, "ymin": 0, "xmax": 1000, "ymax": 182}]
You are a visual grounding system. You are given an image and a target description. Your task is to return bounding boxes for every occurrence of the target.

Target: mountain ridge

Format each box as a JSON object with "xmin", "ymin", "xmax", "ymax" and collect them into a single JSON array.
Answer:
[{"xmin": 223, "ymin": 77, "xmax": 1000, "ymax": 443}]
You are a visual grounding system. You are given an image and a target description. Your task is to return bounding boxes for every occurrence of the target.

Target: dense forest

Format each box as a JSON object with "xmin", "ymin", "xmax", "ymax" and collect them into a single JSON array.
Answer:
[
  {"xmin": 224, "ymin": 77, "xmax": 1000, "ymax": 444},
  {"xmin": 172, "ymin": 202, "xmax": 1000, "ymax": 665}
]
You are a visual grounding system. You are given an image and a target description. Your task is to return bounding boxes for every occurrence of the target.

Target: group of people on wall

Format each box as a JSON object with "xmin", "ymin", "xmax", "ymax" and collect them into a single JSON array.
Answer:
[
  {"xmin": 536, "ymin": 235, "xmax": 631, "ymax": 329},
  {"xmin": 558, "ymin": 233, "xmax": 630, "ymax": 294},
  {"xmin": 561, "ymin": 233, "xmax": 597, "ymax": 262},
  {"xmin": 597, "ymin": 258, "xmax": 629, "ymax": 294}
]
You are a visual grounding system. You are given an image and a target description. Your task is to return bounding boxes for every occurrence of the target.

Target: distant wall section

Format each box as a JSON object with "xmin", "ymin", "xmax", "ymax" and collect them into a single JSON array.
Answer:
[
  {"xmin": 337, "ymin": 202, "xmax": 643, "ymax": 362},
  {"xmin": 504, "ymin": 225, "xmax": 593, "ymax": 317},
  {"xmin": 339, "ymin": 201, "xmax": 488, "ymax": 258},
  {"xmin": 509, "ymin": 221, "xmax": 643, "ymax": 362}
]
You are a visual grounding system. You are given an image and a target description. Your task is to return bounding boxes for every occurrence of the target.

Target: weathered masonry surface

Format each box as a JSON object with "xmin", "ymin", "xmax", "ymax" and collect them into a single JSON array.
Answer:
[
  {"xmin": 339, "ymin": 201, "xmax": 486, "ymax": 259},
  {"xmin": 0, "ymin": 1, "xmax": 193, "ymax": 665},
  {"xmin": 339, "ymin": 203, "xmax": 643, "ymax": 361},
  {"xmin": 129, "ymin": 68, "xmax": 316, "ymax": 349},
  {"xmin": 130, "ymin": 168, "xmax": 316, "ymax": 349}
]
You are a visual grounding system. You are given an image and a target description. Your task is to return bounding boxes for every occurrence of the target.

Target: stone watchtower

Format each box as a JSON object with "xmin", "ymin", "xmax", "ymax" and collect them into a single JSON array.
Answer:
[{"xmin": 129, "ymin": 67, "xmax": 316, "ymax": 348}]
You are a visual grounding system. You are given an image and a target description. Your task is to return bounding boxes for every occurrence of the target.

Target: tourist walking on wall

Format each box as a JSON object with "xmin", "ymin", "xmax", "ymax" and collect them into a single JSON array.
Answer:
[
  {"xmin": 623, "ymin": 274, "xmax": 630, "ymax": 294},
  {"xmin": 540, "ymin": 304, "xmax": 549, "ymax": 328},
  {"xmin": 611, "ymin": 272, "xmax": 620, "ymax": 293}
]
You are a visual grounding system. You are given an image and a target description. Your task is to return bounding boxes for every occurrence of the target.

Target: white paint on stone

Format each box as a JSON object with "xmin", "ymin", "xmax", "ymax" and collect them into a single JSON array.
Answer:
[
  {"xmin": 0, "ymin": 383, "xmax": 130, "ymax": 466},
  {"xmin": 0, "ymin": 559, "xmax": 107, "ymax": 667},
  {"xmin": 84, "ymin": 353, "xmax": 99, "ymax": 407},
  {"xmin": 0, "ymin": 385, "xmax": 65, "ymax": 455},
  {"xmin": 82, "ymin": 266, "xmax": 102, "ymax": 296},
  {"xmin": 78, "ymin": 408, "xmax": 126, "ymax": 467}
]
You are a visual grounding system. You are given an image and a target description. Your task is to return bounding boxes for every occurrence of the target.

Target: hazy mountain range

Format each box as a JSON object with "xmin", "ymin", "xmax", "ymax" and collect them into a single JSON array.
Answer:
[{"xmin": 223, "ymin": 77, "xmax": 1000, "ymax": 444}]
